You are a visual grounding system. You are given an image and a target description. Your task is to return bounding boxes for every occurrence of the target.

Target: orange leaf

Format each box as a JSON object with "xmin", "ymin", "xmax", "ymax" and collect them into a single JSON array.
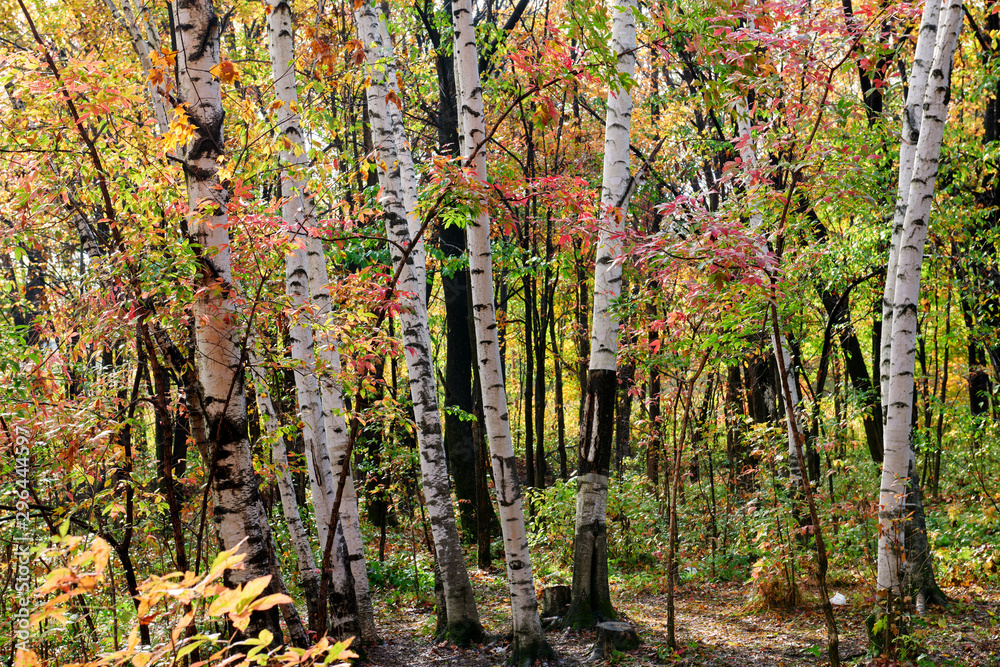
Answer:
[{"xmin": 210, "ymin": 60, "xmax": 240, "ymax": 85}]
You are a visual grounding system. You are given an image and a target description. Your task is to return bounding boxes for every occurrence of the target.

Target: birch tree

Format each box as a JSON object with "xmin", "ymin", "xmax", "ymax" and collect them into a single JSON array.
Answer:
[
  {"xmin": 265, "ymin": 0, "xmax": 373, "ymax": 640},
  {"xmin": 249, "ymin": 353, "xmax": 322, "ymax": 631},
  {"xmin": 307, "ymin": 250, "xmax": 378, "ymax": 643},
  {"xmin": 876, "ymin": 0, "xmax": 961, "ymax": 644},
  {"xmin": 451, "ymin": 0, "xmax": 556, "ymax": 662},
  {"xmin": 565, "ymin": 0, "xmax": 637, "ymax": 628},
  {"xmin": 101, "ymin": 0, "xmax": 168, "ymax": 133},
  {"xmin": 355, "ymin": 0, "xmax": 484, "ymax": 643},
  {"xmin": 173, "ymin": 0, "xmax": 281, "ymax": 640},
  {"xmin": 879, "ymin": 0, "xmax": 943, "ymax": 411}
]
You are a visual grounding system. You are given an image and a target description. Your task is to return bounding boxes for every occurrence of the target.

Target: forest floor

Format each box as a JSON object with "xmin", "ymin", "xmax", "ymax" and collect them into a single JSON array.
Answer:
[{"xmin": 361, "ymin": 570, "xmax": 1000, "ymax": 667}]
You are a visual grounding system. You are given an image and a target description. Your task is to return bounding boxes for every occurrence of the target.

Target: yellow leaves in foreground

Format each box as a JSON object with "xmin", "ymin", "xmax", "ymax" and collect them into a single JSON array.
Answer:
[
  {"xmin": 25, "ymin": 539, "xmax": 353, "ymax": 667},
  {"xmin": 207, "ymin": 574, "xmax": 291, "ymax": 632},
  {"xmin": 162, "ymin": 104, "xmax": 197, "ymax": 153},
  {"xmin": 32, "ymin": 535, "xmax": 111, "ymax": 625}
]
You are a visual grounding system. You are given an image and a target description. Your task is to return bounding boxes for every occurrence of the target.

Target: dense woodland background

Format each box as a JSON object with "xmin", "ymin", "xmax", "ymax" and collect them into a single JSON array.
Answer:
[{"xmin": 1, "ymin": 0, "xmax": 999, "ymax": 664}]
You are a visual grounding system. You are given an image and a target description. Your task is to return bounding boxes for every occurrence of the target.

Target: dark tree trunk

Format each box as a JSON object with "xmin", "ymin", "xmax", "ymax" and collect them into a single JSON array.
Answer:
[
  {"xmin": 551, "ymin": 305, "xmax": 568, "ymax": 481},
  {"xmin": 524, "ymin": 273, "xmax": 535, "ymax": 488},
  {"xmin": 615, "ymin": 361, "xmax": 635, "ymax": 474},
  {"xmin": 723, "ymin": 363, "xmax": 751, "ymax": 488},
  {"xmin": 647, "ymin": 352, "xmax": 661, "ymax": 487},
  {"xmin": 565, "ymin": 368, "xmax": 617, "ymax": 627},
  {"xmin": 688, "ymin": 374, "xmax": 715, "ymax": 482},
  {"xmin": 955, "ymin": 250, "xmax": 993, "ymax": 445},
  {"xmin": 820, "ymin": 289, "xmax": 884, "ymax": 462},
  {"xmin": 575, "ymin": 242, "xmax": 591, "ymax": 425},
  {"xmin": 441, "ymin": 220, "xmax": 479, "ymax": 537},
  {"xmin": 471, "ymin": 362, "xmax": 493, "ymax": 569},
  {"xmin": 534, "ymin": 268, "xmax": 549, "ymax": 488},
  {"xmin": 22, "ymin": 244, "xmax": 45, "ymax": 346}
]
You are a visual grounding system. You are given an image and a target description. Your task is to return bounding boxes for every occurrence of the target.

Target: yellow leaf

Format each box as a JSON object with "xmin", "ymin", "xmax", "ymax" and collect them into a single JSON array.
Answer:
[
  {"xmin": 237, "ymin": 575, "xmax": 273, "ymax": 610},
  {"xmin": 151, "ymin": 49, "xmax": 178, "ymax": 68},
  {"xmin": 125, "ymin": 626, "xmax": 140, "ymax": 652},
  {"xmin": 163, "ymin": 105, "xmax": 197, "ymax": 153},
  {"xmin": 205, "ymin": 547, "xmax": 246, "ymax": 582},
  {"xmin": 208, "ymin": 585, "xmax": 243, "ymax": 617},
  {"xmin": 248, "ymin": 592, "xmax": 292, "ymax": 612},
  {"xmin": 210, "ymin": 60, "xmax": 241, "ymax": 85},
  {"xmin": 328, "ymin": 637, "xmax": 358, "ymax": 662},
  {"xmin": 171, "ymin": 609, "xmax": 195, "ymax": 643}
]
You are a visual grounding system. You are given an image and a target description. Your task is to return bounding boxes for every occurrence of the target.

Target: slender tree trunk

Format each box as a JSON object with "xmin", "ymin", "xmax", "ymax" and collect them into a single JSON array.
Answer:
[
  {"xmin": 575, "ymin": 242, "xmax": 590, "ymax": 425},
  {"xmin": 876, "ymin": 0, "xmax": 961, "ymax": 649},
  {"xmin": 524, "ymin": 273, "xmax": 536, "ymax": 488},
  {"xmin": 615, "ymin": 359, "xmax": 635, "ymax": 474},
  {"xmin": 357, "ymin": 0, "xmax": 483, "ymax": 643},
  {"xmin": 566, "ymin": 0, "xmax": 636, "ymax": 628},
  {"xmin": 255, "ymin": 497, "xmax": 310, "ymax": 647},
  {"xmin": 666, "ymin": 356, "xmax": 709, "ymax": 651},
  {"xmin": 821, "ymin": 289, "xmax": 884, "ymax": 462},
  {"xmin": 535, "ymin": 268, "xmax": 549, "ymax": 488},
  {"xmin": 932, "ymin": 282, "xmax": 951, "ymax": 496},
  {"xmin": 102, "ymin": 0, "xmax": 169, "ymax": 133},
  {"xmin": 174, "ymin": 0, "xmax": 281, "ymax": 641},
  {"xmin": 879, "ymin": 0, "xmax": 943, "ymax": 412},
  {"xmin": 265, "ymin": 0, "xmax": 370, "ymax": 639},
  {"xmin": 550, "ymin": 304, "xmax": 568, "ymax": 481},
  {"xmin": 309, "ymin": 323, "xmax": 376, "ymax": 642},
  {"xmin": 249, "ymin": 355, "xmax": 323, "ymax": 633},
  {"xmin": 733, "ymin": 100, "xmax": 805, "ymax": 490},
  {"xmin": 452, "ymin": 0, "xmax": 554, "ymax": 661},
  {"xmin": 431, "ymin": 0, "xmax": 482, "ymax": 542},
  {"xmin": 375, "ymin": 10, "xmax": 427, "ymax": 303},
  {"xmin": 770, "ymin": 317, "xmax": 840, "ymax": 667}
]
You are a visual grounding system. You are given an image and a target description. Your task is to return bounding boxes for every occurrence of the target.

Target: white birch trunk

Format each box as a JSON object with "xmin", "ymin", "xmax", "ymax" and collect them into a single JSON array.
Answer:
[
  {"xmin": 174, "ymin": 0, "xmax": 280, "ymax": 639},
  {"xmin": 878, "ymin": 0, "xmax": 961, "ymax": 603},
  {"xmin": 451, "ymin": 0, "xmax": 554, "ymax": 661},
  {"xmin": 249, "ymin": 356, "xmax": 322, "ymax": 616},
  {"xmin": 375, "ymin": 13, "xmax": 426, "ymax": 304},
  {"xmin": 265, "ymin": 0, "xmax": 368, "ymax": 639},
  {"xmin": 356, "ymin": 0, "xmax": 483, "ymax": 642},
  {"xmin": 255, "ymin": 495, "xmax": 310, "ymax": 647},
  {"xmin": 305, "ymin": 242, "xmax": 378, "ymax": 644},
  {"xmin": 103, "ymin": 0, "xmax": 169, "ymax": 134},
  {"xmin": 566, "ymin": 0, "xmax": 636, "ymax": 629},
  {"xmin": 880, "ymin": 0, "xmax": 944, "ymax": 415},
  {"xmin": 588, "ymin": 0, "xmax": 636, "ymax": 375}
]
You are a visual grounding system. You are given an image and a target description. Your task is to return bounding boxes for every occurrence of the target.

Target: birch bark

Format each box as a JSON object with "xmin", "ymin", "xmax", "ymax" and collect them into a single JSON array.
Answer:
[
  {"xmin": 566, "ymin": 0, "xmax": 636, "ymax": 628},
  {"xmin": 879, "ymin": 0, "xmax": 943, "ymax": 413},
  {"xmin": 174, "ymin": 0, "xmax": 281, "ymax": 640},
  {"xmin": 375, "ymin": 13, "xmax": 426, "ymax": 303},
  {"xmin": 103, "ymin": 0, "xmax": 169, "ymax": 133},
  {"xmin": 356, "ymin": 0, "xmax": 483, "ymax": 643},
  {"xmin": 249, "ymin": 354, "xmax": 322, "ymax": 632},
  {"xmin": 306, "ymin": 245, "xmax": 378, "ymax": 644},
  {"xmin": 877, "ymin": 0, "xmax": 961, "ymax": 636},
  {"xmin": 451, "ymin": 0, "xmax": 556, "ymax": 662},
  {"xmin": 264, "ymin": 0, "xmax": 371, "ymax": 640}
]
